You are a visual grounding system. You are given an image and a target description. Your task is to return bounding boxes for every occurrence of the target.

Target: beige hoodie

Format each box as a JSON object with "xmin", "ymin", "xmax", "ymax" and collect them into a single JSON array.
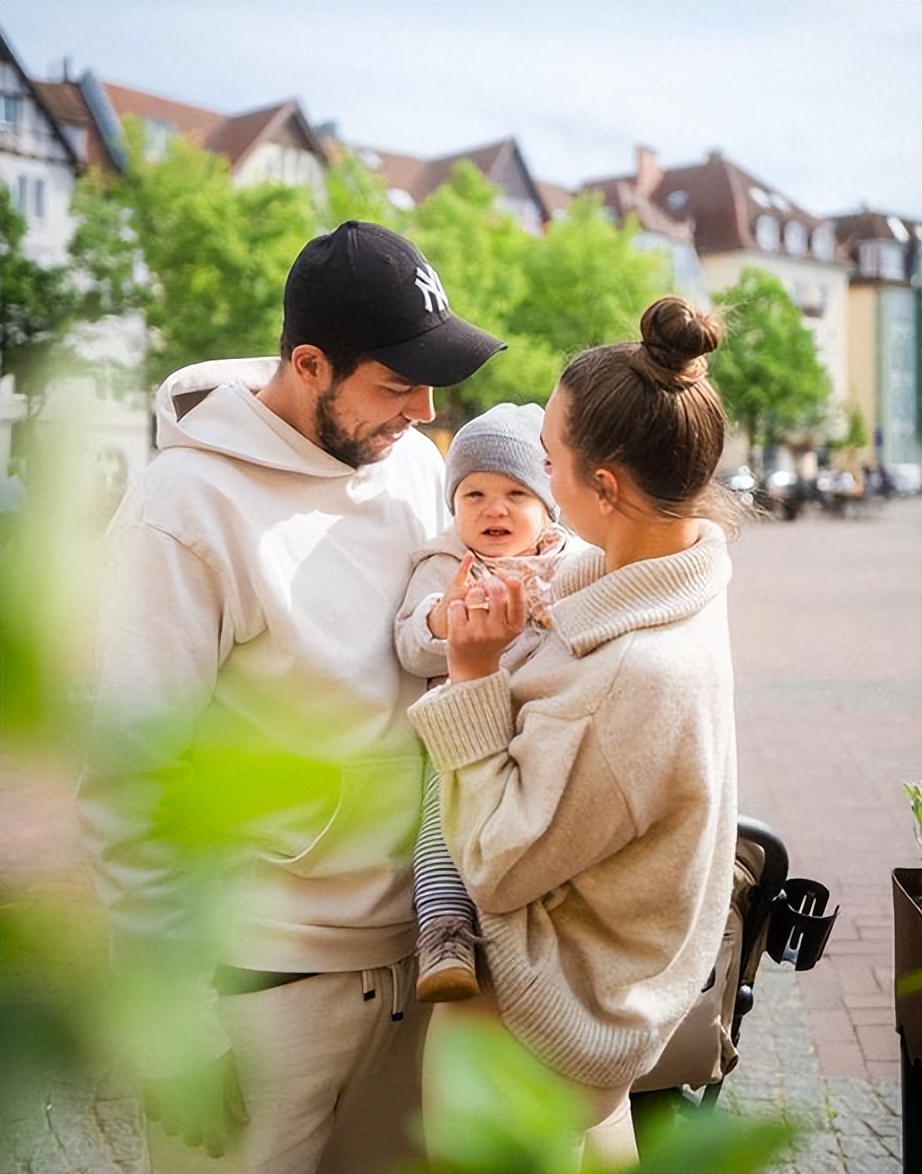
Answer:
[{"xmin": 79, "ymin": 358, "xmax": 448, "ymax": 1046}]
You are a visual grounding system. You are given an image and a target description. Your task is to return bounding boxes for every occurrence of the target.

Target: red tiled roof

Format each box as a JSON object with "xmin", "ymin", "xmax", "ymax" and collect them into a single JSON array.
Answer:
[
  {"xmin": 581, "ymin": 174, "xmax": 693, "ymax": 243},
  {"xmin": 535, "ymin": 180, "xmax": 574, "ymax": 217},
  {"xmin": 653, "ymin": 151, "xmax": 825, "ymax": 253},
  {"xmin": 33, "ymin": 80, "xmax": 117, "ymax": 172},
  {"xmin": 207, "ymin": 103, "xmax": 286, "ymax": 164},
  {"xmin": 831, "ymin": 209, "xmax": 919, "ymax": 246},
  {"xmin": 353, "ymin": 136, "xmax": 546, "ymax": 223},
  {"xmin": 103, "ymin": 81, "xmax": 224, "ymax": 144},
  {"xmin": 352, "ymin": 146, "xmax": 435, "ymax": 205}
]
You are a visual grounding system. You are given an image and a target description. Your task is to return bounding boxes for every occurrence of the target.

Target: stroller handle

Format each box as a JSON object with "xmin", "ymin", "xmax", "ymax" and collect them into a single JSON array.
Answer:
[{"xmin": 737, "ymin": 815, "xmax": 789, "ymax": 894}]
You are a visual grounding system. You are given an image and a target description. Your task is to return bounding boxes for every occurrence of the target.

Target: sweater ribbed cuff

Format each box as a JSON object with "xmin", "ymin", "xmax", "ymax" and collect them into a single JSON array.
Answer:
[{"xmin": 407, "ymin": 670, "xmax": 514, "ymax": 772}]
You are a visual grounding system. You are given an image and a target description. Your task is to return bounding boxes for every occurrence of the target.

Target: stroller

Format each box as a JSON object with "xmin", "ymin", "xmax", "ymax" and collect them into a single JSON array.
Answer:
[{"xmin": 630, "ymin": 815, "xmax": 839, "ymax": 1134}]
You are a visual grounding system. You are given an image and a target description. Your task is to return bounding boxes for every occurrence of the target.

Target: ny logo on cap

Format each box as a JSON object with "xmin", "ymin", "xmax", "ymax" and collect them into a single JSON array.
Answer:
[{"xmin": 415, "ymin": 264, "xmax": 449, "ymax": 313}]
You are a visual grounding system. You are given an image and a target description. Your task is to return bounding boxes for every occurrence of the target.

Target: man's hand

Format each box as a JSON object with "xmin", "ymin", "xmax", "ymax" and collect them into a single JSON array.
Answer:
[
  {"xmin": 426, "ymin": 555, "xmax": 476, "ymax": 640},
  {"xmin": 143, "ymin": 1049, "xmax": 248, "ymax": 1158}
]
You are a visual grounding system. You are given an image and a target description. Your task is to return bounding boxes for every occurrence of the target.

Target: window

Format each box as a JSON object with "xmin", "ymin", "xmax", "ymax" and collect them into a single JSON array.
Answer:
[
  {"xmin": 859, "ymin": 241, "xmax": 906, "ymax": 281},
  {"xmin": 811, "ymin": 226, "xmax": 835, "ymax": 262},
  {"xmin": 1, "ymin": 95, "xmax": 22, "ymax": 128},
  {"xmin": 15, "ymin": 174, "xmax": 28, "ymax": 212},
  {"xmin": 878, "ymin": 242, "xmax": 905, "ymax": 281},
  {"xmin": 34, "ymin": 178, "xmax": 45, "ymax": 219},
  {"xmin": 784, "ymin": 221, "xmax": 808, "ymax": 256},
  {"xmin": 755, "ymin": 215, "xmax": 780, "ymax": 251}
]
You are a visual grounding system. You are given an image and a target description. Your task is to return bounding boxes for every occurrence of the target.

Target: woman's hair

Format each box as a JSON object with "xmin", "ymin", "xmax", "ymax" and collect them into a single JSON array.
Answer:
[{"xmin": 558, "ymin": 297, "xmax": 740, "ymax": 528}]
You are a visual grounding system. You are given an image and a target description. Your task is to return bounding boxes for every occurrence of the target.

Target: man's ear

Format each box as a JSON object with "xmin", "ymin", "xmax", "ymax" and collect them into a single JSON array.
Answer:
[
  {"xmin": 291, "ymin": 344, "xmax": 332, "ymax": 389},
  {"xmin": 595, "ymin": 468, "xmax": 619, "ymax": 513}
]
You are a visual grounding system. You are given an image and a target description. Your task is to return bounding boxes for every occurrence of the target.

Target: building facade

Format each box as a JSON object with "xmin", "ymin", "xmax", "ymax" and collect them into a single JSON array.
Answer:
[
  {"xmin": 833, "ymin": 210, "xmax": 922, "ymax": 471},
  {"xmin": 1, "ymin": 30, "xmax": 80, "ymax": 266}
]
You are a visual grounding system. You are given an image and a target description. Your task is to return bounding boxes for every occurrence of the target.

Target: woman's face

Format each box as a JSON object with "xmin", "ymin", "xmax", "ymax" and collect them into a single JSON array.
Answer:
[{"xmin": 540, "ymin": 386, "xmax": 606, "ymax": 546}]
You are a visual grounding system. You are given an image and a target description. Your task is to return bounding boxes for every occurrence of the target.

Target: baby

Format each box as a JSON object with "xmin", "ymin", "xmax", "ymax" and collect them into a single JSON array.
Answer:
[{"xmin": 396, "ymin": 402, "xmax": 572, "ymax": 1002}]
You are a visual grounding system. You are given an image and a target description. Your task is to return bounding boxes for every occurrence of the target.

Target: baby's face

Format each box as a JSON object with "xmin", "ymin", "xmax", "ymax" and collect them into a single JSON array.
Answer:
[{"xmin": 453, "ymin": 471, "xmax": 549, "ymax": 559}]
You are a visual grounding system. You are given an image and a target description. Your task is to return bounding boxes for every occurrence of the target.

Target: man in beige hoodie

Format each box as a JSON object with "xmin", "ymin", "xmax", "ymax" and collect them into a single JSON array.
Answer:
[{"xmin": 79, "ymin": 222, "xmax": 505, "ymax": 1174}]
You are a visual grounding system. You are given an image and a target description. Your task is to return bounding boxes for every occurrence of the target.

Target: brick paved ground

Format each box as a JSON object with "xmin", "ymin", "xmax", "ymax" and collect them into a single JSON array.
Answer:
[
  {"xmin": 1, "ymin": 494, "xmax": 919, "ymax": 1173},
  {"xmin": 719, "ymin": 492, "xmax": 920, "ymax": 1173}
]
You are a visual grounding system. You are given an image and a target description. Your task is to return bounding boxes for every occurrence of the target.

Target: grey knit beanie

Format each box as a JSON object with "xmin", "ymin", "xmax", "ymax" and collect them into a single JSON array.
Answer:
[{"xmin": 444, "ymin": 402, "xmax": 557, "ymax": 519}]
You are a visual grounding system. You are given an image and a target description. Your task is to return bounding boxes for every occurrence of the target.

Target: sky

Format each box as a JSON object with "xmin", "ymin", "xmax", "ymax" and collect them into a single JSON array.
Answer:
[{"xmin": 2, "ymin": 0, "xmax": 920, "ymax": 219}]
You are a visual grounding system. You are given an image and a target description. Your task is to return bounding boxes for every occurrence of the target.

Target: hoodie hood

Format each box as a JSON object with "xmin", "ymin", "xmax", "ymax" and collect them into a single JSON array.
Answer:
[{"xmin": 155, "ymin": 356, "xmax": 355, "ymax": 478}]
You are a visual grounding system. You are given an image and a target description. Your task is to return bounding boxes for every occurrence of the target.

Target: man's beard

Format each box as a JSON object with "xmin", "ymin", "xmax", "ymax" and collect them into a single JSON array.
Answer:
[{"xmin": 315, "ymin": 384, "xmax": 403, "ymax": 468}]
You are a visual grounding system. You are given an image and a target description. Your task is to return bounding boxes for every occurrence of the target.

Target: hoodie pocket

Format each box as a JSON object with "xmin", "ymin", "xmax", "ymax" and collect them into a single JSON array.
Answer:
[{"xmin": 258, "ymin": 754, "xmax": 426, "ymax": 880}]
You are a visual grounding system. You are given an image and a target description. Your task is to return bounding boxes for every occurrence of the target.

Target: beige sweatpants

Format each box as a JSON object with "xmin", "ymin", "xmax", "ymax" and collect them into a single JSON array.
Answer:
[{"xmin": 152, "ymin": 960, "xmax": 430, "ymax": 1174}]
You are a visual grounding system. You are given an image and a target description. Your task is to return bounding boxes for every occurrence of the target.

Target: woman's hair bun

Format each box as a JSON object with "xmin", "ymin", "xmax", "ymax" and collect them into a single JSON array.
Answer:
[{"xmin": 637, "ymin": 297, "xmax": 723, "ymax": 382}]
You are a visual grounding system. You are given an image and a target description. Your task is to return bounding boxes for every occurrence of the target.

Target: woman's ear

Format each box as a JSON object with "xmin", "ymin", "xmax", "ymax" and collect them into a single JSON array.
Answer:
[{"xmin": 595, "ymin": 468, "xmax": 619, "ymax": 513}]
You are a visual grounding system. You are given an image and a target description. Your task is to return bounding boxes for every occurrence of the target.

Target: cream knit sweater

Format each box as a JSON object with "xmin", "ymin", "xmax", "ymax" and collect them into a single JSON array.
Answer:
[{"xmin": 408, "ymin": 521, "xmax": 738, "ymax": 1088}]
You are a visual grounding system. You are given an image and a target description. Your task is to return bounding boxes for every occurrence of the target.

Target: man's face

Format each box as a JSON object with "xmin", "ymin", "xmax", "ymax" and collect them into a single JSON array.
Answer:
[{"xmin": 315, "ymin": 360, "xmax": 436, "ymax": 467}]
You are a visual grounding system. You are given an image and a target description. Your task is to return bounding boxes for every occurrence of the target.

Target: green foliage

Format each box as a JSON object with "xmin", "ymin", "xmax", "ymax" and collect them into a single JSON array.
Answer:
[
  {"xmin": 826, "ymin": 401, "xmax": 870, "ymax": 452},
  {"xmin": 408, "ymin": 168, "xmax": 668, "ymax": 421},
  {"xmin": 65, "ymin": 138, "xmax": 672, "ymax": 415},
  {"xmin": 68, "ymin": 120, "xmax": 319, "ymax": 386},
  {"xmin": 510, "ymin": 194, "xmax": 668, "ymax": 355},
  {"xmin": 69, "ymin": 169, "xmax": 147, "ymax": 320},
  {"xmin": 121, "ymin": 121, "xmax": 318, "ymax": 384},
  {"xmin": 324, "ymin": 151, "xmax": 402, "ymax": 229},
  {"xmin": 401, "ymin": 1016, "xmax": 798, "ymax": 1173},
  {"xmin": 710, "ymin": 267, "xmax": 831, "ymax": 451},
  {"xmin": 905, "ymin": 781, "xmax": 922, "ymax": 862},
  {"xmin": 0, "ymin": 185, "xmax": 75, "ymax": 389}
]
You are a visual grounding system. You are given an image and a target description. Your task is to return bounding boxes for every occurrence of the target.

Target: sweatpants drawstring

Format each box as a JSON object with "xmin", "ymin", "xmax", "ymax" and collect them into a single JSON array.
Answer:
[
  {"xmin": 361, "ymin": 969, "xmax": 376, "ymax": 1002},
  {"xmin": 389, "ymin": 962, "xmax": 405, "ymax": 1021}
]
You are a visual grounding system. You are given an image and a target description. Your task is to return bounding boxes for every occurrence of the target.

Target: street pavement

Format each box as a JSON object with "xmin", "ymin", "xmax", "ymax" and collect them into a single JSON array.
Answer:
[
  {"xmin": 1, "ymin": 493, "xmax": 919, "ymax": 1173},
  {"xmin": 718, "ymin": 491, "xmax": 920, "ymax": 1173}
]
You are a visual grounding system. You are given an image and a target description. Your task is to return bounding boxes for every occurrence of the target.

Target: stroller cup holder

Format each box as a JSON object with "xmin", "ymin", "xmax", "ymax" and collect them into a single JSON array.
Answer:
[{"xmin": 766, "ymin": 878, "xmax": 839, "ymax": 971}]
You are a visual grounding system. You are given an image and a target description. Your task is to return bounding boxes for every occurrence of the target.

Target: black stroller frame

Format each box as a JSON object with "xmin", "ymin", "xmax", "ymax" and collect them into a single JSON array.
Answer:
[{"xmin": 631, "ymin": 815, "xmax": 839, "ymax": 1127}]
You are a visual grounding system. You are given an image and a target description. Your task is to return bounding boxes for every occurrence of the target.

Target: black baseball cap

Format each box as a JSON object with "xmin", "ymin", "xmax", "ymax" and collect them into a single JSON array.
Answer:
[{"xmin": 282, "ymin": 221, "xmax": 506, "ymax": 386}]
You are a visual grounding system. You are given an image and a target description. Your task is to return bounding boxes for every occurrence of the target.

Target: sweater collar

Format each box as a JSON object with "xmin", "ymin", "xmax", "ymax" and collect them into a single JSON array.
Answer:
[{"xmin": 550, "ymin": 521, "xmax": 732, "ymax": 658}]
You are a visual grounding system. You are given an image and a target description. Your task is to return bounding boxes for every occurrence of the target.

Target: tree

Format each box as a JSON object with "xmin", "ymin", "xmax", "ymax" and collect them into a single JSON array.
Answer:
[
  {"xmin": 710, "ymin": 267, "xmax": 831, "ymax": 459},
  {"xmin": 69, "ymin": 169, "xmax": 148, "ymax": 321},
  {"xmin": 408, "ymin": 163, "xmax": 549, "ymax": 421},
  {"xmin": 409, "ymin": 169, "xmax": 669, "ymax": 423},
  {"xmin": 324, "ymin": 151, "xmax": 401, "ymax": 231},
  {"xmin": 510, "ymin": 192, "xmax": 670, "ymax": 355},
  {"xmin": 70, "ymin": 121, "xmax": 320, "ymax": 387},
  {"xmin": 0, "ymin": 186, "xmax": 75, "ymax": 391}
]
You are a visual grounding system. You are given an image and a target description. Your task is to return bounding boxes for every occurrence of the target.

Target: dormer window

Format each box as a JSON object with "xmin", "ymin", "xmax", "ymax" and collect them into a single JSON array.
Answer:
[
  {"xmin": 784, "ymin": 221, "xmax": 808, "ymax": 256},
  {"xmin": 811, "ymin": 226, "xmax": 835, "ymax": 262},
  {"xmin": 665, "ymin": 189, "xmax": 689, "ymax": 212},
  {"xmin": 859, "ymin": 240, "xmax": 906, "ymax": 280},
  {"xmin": 887, "ymin": 216, "xmax": 910, "ymax": 243},
  {"xmin": 755, "ymin": 215, "xmax": 780, "ymax": 251},
  {"xmin": 749, "ymin": 187, "xmax": 771, "ymax": 208}
]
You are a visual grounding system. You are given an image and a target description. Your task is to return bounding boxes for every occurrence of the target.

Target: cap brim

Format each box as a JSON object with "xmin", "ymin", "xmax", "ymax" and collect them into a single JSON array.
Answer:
[{"xmin": 367, "ymin": 316, "xmax": 507, "ymax": 387}]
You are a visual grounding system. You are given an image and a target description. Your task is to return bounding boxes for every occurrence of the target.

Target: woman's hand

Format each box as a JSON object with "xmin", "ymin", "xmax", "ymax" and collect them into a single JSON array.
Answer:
[
  {"xmin": 427, "ymin": 555, "xmax": 476, "ymax": 640},
  {"xmin": 446, "ymin": 573, "xmax": 526, "ymax": 683}
]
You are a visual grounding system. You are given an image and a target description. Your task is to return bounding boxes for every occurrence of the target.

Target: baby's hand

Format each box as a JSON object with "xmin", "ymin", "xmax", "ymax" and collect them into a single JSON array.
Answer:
[{"xmin": 426, "ymin": 555, "xmax": 476, "ymax": 640}]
